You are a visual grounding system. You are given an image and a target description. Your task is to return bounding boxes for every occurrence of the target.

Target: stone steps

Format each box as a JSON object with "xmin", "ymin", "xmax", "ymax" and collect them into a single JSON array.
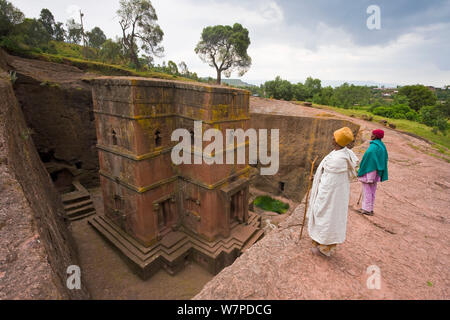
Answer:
[
  {"xmin": 62, "ymin": 181, "xmax": 96, "ymax": 221},
  {"xmin": 64, "ymin": 199, "xmax": 93, "ymax": 211},
  {"xmin": 65, "ymin": 204, "xmax": 96, "ymax": 221},
  {"xmin": 62, "ymin": 192, "xmax": 90, "ymax": 205},
  {"xmin": 88, "ymin": 211, "xmax": 265, "ymax": 278},
  {"xmin": 88, "ymin": 216, "xmax": 156, "ymax": 268},
  {"xmin": 95, "ymin": 215, "xmax": 190, "ymax": 263}
]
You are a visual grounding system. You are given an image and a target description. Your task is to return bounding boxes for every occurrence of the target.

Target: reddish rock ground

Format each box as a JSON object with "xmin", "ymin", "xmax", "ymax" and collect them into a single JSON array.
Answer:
[{"xmin": 195, "ymin": 98, "xmax": 450, "ymax": 299}]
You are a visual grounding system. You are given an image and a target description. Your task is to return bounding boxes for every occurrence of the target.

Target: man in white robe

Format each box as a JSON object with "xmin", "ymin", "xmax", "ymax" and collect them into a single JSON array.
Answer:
[{"xmin": 307, "ymin": 127, "xmax": 358, "ymax": 257}]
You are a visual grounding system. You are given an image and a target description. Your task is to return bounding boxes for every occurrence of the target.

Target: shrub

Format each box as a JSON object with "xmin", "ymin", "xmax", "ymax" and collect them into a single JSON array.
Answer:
[
  {"xmin": 405, "ymin": 111, "xmax": 419, "ymax": 121},
  {"xmin": 253, "ymin": 196, "xmax": 289, "ymax": 214},
  {"xmin": 372, "ymin": 104, "xmax": 418, "ymax": 120},
  {"xmin": 420, "ymin": 105, "xmax": 448, "ymax": 135}
]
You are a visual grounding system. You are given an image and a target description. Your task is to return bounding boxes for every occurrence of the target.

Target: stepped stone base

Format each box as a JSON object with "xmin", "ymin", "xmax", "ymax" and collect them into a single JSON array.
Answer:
[{"xmin": 88, "ymin": 211, "xmax": 264, "ymax": 279}]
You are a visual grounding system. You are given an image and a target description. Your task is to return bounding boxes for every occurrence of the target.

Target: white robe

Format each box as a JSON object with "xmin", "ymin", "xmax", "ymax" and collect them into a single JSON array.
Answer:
[{"xmin": 307, "ymin": 147, "xmax": 358, "ymax": 245}]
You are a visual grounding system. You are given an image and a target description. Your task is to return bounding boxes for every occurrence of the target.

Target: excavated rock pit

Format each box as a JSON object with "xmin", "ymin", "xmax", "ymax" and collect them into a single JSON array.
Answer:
[{"xmin": 12, "ymin": 49, "xmax": 445, "ymax": 300}]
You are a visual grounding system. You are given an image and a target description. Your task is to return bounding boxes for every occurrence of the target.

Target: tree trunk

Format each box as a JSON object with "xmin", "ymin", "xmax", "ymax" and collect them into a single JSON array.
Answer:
[
  {"xmin": 130, "ymin": 50, "xmax": 140, "ymax": 70},
  {"xmin": 216, "ymin": 69, "xmax": 221, "ymax": 85}
]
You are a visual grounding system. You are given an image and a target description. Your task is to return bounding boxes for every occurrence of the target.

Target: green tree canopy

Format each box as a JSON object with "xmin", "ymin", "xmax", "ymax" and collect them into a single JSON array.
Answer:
[
  {"xmin": 0, "ymin": 0, "xmax": 24, "ymax": 36},
  {"xmin": 86, "ymin": 27, "xmax": 107, "ymax": 48},
  {"xmin": 331, "ymin": 83, "xmax": 371, "ymax": 108},
  {"xmin": 117, "ymin": 0, "xmax": 164, "ymax": 69},
  {"xmin": 178, "ymin": 61, "xmax": 188, "ymax": 75},
  {"xmin": 263, "ymin": 76, "xmax": 293, "ymax": 100},
  {"xmin": 53, "ymin": 22, "xmax": 66, "ymax": 42},
  {"xmin": 292, "ymin": 83, "xmax": 307, "ymax": 101},
  {"xmin": 66, "ymin": 18, "xmax": 82, "ymax": 44},
  {"xmin": 38, "ymin": 8, "xmax": 55, "ymax": 38},
  {"xmin": 99, "ymin": 38, "xmax": 126, "ymax": 64},
  {"xmin": 312, "ymin": 86, "xmax": 334, "ymax": 105},
  {"xmin": 304, "ymin": 77, "xmax": 322, "ymax": 98},
  {"xmin": 10, "ymin": 18, "xmax": 51, "ymax": 48},
  {"xmin": 195, "ymin": 23, "xmax": 251, "ymax": 84},
  {"xmin": 167, "ymin": 60, "xmax": 178, "ymax": 75},
  {"xmin": 398, "ymin": 85, "xmax": 438, "ymax": 111}
]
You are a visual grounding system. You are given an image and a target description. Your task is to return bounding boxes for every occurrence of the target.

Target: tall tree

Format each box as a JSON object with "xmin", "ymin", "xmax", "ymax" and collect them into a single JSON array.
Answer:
[
  {"xmin": 53, "ymin": 22, "xmax": 66, "ymax": 41},
  {"xmin": 167, "ymin": 60, "xmax": 178, "ymax": 75},
  {"xmin": 86, "ymin": 27, "xmax": 107, "ymax": 48},
  {"xmin": 398, "ymin": 85, "xmax": 438, "ymax": 111},
  {"xmin": 292, "ymin": 82, "xmax": 308, "ymax": 101},
  {"xmin": 195, "ymin": 23, "xmax": 251, "ymax": 84},
  {"xmin": 12, "ymin": 18, "xmax": 51, "ymax": 47},
  {"xmin": 0, "ymin": 0, "xmax": 24, "ymax": 36},
  {"xmin": 263, "ymin": 76, "xmax": 293, "ymax": 100},
  {"xmin": 304, "ymin": 77, "xmax": 322, "ymax": 98},
  {"xmin": 66, "ymin": 18, "xmax": 82, "ymax": 44},
  {"xmin": 178, "ymin": 61, "xmax": 188, "ymax": 75},
  {"xmin": 38, "ymin": 8, "xmax": 55, "ymax": 38},
  {"xmin": 117, "ymin": 0, "xmax": 164, "ymax": 69}
]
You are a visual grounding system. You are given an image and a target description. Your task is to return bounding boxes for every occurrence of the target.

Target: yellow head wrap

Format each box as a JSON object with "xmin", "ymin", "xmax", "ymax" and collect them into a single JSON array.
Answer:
[{"xmin": 333, "ymin": 127, "xmax": 354, "ymax": 147}]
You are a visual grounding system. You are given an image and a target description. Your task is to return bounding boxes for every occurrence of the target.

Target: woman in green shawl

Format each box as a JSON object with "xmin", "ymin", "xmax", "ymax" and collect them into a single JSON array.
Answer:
[{"xmin": 357, "ymin": 129, "xmax": 388, "ymax": 215}]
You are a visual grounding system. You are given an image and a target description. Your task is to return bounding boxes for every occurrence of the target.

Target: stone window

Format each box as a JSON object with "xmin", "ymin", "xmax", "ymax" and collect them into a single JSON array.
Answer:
[
  {"xmin": 230, "ymin": 190, "xmax": 244, "ymax": 222},
  {"xmin": 155, "ymin": 129, "xmax": 162, "ymax": 147},
  {"xmin": 279, "ymin": 182, "xmax": 285, "ymax": 192},
  {"xmin": 113, "ymin": 194, "xmax": 123, "ymax": 210},
  {"xmin": 112, "ymin": 129, "xmax": 118, "ymax": 145},
  {"xmin": 190, "ymin": 129, "xmax": 194, "ymax": 146},
  {"xmin": 157, "ymin": 199, "xmax": 170, "ymax": 230}
]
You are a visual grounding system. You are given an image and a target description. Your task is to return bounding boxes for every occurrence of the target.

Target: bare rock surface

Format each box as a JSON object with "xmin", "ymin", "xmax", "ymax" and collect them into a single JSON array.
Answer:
[
  {"xmin": 194, "ymin": 99, "xmax": 450, "ymax": 299},
  {"xmin": 0, "ymin": 72, "xmax": 89, "ymax": 299}
]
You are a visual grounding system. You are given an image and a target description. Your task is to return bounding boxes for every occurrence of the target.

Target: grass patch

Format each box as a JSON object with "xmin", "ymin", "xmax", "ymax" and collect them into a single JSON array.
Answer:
[
  {"xmin": 254, "ymin": 195, "xmax": 289, "ymax": 214},
  {"xmin": 29, "ymin": 51, "xmax": 192, "ymax": 81},
  {"xmin": 1, "ymin": 42, "xmax": 195, "ymax": 82}
]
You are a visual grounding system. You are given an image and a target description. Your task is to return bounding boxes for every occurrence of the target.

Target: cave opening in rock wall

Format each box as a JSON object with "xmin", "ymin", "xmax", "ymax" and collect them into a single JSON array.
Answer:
[
  {"xmin": 39, "ymin": 149, "xmax": 56, "ymax": 163},
  {"xmin": 50, "ymin": 168, "xmax": 75, "ymax": 193}
]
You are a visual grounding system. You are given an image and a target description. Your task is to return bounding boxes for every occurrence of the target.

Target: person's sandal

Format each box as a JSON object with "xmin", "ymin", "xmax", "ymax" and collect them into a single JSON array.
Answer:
[
  {"xmin": 311, "ymin": 247, "xmax": 329, "ymax": 257},
  {"xmin": 357, "ymin": 209, "xmax": 374, "ymax": 216}
]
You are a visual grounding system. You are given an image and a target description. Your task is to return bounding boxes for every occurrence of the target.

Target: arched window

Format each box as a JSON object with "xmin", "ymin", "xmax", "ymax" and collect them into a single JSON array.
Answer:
[
  {"xmin": 114, "ymin": 194, "xmax": 123, "ymax": 210},
  {"xmin": 190, "ymin": 130, "xmax": 195, "ymax": 146},
  {"xmin": 112, "ymin": 129, "xmax": 118, "ymax": 145},
  {"xmin": 155, "ymin": 130, "xmax": 162, "ymax": 147}
]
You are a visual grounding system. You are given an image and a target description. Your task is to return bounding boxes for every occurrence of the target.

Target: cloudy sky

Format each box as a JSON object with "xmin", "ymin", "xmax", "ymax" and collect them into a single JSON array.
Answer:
[{"xmin": 10, "ymin": 0, "xmax": 450, "ymax": 87}]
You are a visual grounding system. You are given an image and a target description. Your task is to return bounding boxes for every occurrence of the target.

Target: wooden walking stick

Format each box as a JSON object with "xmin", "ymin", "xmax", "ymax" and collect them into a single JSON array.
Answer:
[
  {"xmin": 357, "ymin": 189, "xmax": 363, "ymax": 206},
  {"xmin": 299, "ymin": 155, "xmax": 318, "ymax": 241}
]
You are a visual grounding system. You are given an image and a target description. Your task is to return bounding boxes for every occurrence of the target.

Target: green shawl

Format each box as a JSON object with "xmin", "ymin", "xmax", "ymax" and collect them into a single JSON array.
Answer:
[{"xmin": 357, "ymin": 139, "xmax": 389, "ymax": 182}]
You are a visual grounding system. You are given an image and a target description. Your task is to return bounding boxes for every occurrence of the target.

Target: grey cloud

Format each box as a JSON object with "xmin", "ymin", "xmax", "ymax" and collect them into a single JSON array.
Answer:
[{"xmin": 278, "ymin": 0, "xmax": 450, "ymax": 46}]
